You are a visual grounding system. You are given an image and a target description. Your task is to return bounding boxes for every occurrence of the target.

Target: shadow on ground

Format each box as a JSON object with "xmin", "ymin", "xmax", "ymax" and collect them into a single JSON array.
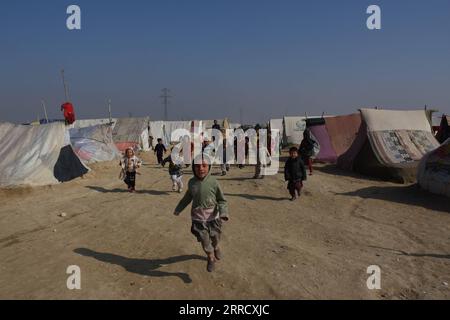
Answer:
[
  {"xmin": 225, "ymin": 192, "xmax": 287, "ymax": 201},
  {"xmin": 86, "ymin": 186, "xmax": 170, "ymax": 195},
  {"xmin": 369, "ymin": 246, "xmax": 450, "ymax": 260},
  {"xmin": 74, "ymin": 248, "xmax": 206, "ymax": 284},
  {"xmin": 337, "ymin": 185, "xmax": 450, "ymax": 213},
  {"xmin": 316, "ymin": 164, "xmax": 387, "ymax": 183}
]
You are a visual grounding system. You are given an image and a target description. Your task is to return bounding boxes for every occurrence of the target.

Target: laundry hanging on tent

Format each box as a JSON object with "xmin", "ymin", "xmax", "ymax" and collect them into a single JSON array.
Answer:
[{"xmin": 61, "ymin": 102, "xmax": 76, "ymax": 125}]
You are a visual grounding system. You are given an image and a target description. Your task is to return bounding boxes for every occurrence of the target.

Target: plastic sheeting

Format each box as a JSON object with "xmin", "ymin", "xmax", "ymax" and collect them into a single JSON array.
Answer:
[
  {"xmin": 418, "ymin": 138, "xmax": 450, "ymax": 197},
  {"xmin": 112, "ymin": 117, "xmax": 150, "ymax": 152},
  {"xmin": 0, "ymin": 122, "xmax": 89, "ymax": 187},
  {"xmin": 69, "ymin": 124, "xmax": 121, "ymax": 164}
]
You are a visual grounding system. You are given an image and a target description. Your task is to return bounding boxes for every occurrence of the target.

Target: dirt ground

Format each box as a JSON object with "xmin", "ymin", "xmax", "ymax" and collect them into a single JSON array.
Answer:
[{"xmin": 0, "ymin": 151, "xmax": 449, "ymax": 300}]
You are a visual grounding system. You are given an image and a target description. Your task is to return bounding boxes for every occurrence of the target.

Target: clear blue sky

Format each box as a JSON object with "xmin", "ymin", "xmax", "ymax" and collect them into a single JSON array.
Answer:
[{"xmin": 1, "ymin": 0, "xmax": 449, "ymax": 124}]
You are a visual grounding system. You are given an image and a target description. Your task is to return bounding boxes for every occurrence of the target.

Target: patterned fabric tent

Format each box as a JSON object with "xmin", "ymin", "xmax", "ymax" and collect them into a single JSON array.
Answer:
[{"xmin": 339, "ymin": 109, "xmax": 439, "ymax": 183}]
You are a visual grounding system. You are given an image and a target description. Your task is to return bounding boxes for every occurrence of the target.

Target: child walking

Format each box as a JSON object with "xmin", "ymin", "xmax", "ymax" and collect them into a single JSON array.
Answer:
[
  {"xmin": 119, "ymin": 147, "xmax": 142, "ymax": 192},
  {"xmin": 162, "ymin": 155, "xmax": 184, "ymax": 192},
  {"xmin": 173, "ymin": 155, "xmax": 229, "ymax": 272},
  {"xmin": 284, "ymin": 147, "xmax": 307, "ymax": 201},
  {"xmin": 154, "ymin": 138, "xmax": 167, "ymax": 165}
]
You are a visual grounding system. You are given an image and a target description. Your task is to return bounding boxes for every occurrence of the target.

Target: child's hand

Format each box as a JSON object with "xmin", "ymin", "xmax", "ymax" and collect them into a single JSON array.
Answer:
[
  {"xmin": 220, "ymin": 216, "xmax": 229, "ymax": 222},
  {"xmin": 173, "ymin": 211, "xmax": 180, "ymax": 216}
]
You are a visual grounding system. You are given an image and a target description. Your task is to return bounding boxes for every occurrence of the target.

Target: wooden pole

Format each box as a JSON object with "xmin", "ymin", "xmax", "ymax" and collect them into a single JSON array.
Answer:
[
  {"xmin": 41, "ymin": 99, "xmax": 49, "ymax": 123},
  {"xmin": 108, "ymin": 99, "xmax": 112, "ymax": 124}
]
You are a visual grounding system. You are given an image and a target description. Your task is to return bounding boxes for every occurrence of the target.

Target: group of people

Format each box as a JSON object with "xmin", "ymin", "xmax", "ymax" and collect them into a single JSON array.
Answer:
[{"xmin": 117, "ymin": 124, "xmax": 318, "ymax": 272}]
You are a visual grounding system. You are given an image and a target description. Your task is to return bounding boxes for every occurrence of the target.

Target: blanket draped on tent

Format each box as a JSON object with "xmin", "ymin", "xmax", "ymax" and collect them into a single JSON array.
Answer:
[{"xmin": 361, "ymin": 109, "xmax": 439, "ymax": 166}]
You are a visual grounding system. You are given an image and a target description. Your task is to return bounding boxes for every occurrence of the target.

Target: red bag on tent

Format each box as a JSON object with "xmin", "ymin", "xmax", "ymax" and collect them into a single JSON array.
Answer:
[{"xmin": 61, "ymin": 102, "xmax": 76, "ymax": 124}]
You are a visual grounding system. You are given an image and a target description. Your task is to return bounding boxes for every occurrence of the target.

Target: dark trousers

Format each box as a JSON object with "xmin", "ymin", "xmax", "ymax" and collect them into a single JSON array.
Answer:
[
  {"xmin": 287, "ymin": 180, "xmax": 303, "ymax": 197},
  {"xmin": 157, "ymin": 153, "xmax": 164, "ymax": 164},
  {"xmin": 302, "ymin": 156, "xmax": 313, "ymax": 174},
  {"xmin": 125, "ymin": 172, "xmax": 136, "ymax": 189}
]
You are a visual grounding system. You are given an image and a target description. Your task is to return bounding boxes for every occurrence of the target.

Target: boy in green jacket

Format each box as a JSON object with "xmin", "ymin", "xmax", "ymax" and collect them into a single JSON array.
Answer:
[{"xmin": 173, "ymin": 155, "xmax": 229, "ymax": 272}]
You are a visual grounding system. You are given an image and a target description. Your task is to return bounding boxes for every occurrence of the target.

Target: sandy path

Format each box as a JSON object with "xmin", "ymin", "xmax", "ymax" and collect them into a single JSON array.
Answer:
[{"xmin": 0, "ymin": 152, "xmax": 449, "ymax": 299}]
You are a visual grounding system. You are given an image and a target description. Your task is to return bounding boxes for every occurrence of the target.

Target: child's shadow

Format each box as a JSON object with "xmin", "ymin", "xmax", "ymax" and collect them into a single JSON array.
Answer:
[
  {"xmin": 86, "ymin": 186, "xmax": 169, "ymax": 196},
  {"xmin": 74, "ymin": 248, "xmax": 206, "ymax": 284}
]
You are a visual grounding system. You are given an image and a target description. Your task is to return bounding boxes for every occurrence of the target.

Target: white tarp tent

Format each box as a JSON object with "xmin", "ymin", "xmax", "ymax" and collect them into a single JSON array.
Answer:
[
  {"xmin": 163, "ymin": 121, "xmax": 191, "ymax": 144},
  {"xmin": 72, "ymin": 118, "xmax": 117, "ymax": 130},
  {"xmin": 149, "ymin": 121, "xmax": 166, "ymax": 147},
  {"xmin": 283, "ymin": 116, "xmax": 307, "ymax": 145},
  {"xmin": 0, "ymin": 122, "xmax": 89, "ymax": 187}
]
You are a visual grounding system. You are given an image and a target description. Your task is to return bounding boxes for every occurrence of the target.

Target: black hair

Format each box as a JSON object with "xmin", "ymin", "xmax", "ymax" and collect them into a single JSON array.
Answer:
[
  {"xmin": 157, "ymin": 138, "xmax": 162, "ymax": 142},
  {"xmin": 289, "ymin": 146, "xmax": 298, "ymax": 153}
]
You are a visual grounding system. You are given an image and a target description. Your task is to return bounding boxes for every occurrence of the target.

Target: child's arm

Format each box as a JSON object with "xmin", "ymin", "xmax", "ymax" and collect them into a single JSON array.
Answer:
[
  {"xmin": 215, "ymin": 183, "xmax": 229, "ymax": 221},
  {"xmin": 300, "ymin": 159, "xmax": 307, "ymax": 181},
  {"xmin": 173, "ymin": 189, "xmax": 193, "ymax": 216},
  {"xmin": 284, "ymin": 161, "xmax": 290, "ymax": 181},
  {"xmin": 136, "ymin": 158, "xmax": 142, "ymax": 168}
]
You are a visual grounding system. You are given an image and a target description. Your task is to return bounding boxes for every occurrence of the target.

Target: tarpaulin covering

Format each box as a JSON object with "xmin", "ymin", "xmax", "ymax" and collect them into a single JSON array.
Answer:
[
  {"xmin": 0, "ymin": 122, "xmax": 89, "ymax": 187},
  {"xmin": 112, "ymin": 117, "xmax": 150, "ymax": 152},
  {"xmin": 163, "ymin": 121, "xmax": 192, "ymax": 144},
  {"xmin": 418, "ymin": 138, "xmax": 450, "ymax": 197},
  {"xmin": 149, "ymin": 121, "xmax": 166, "ymax": 147},
  {"xmin": 325, "ymin": 113, "xmax": 362, "ymax": 158},
  {"xmin": 309, "ymin": 124, "xmax": 337, "ymax": 162},
  {"xmin": 72, "ymin": 118, "xmax": 117, "ymax": 130},
  {"xmin": 283, "ymin": 117, "xmax": 306, "ymax": 145},
  {"xmin": 69, "ymin": 124, "xmax": 121, "ymax": 163}
]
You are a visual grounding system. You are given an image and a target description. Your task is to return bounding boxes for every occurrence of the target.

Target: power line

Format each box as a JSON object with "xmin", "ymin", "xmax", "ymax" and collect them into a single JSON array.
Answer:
[{"xmin": 160, "ymin": 88, "xmax": 172, "ymax": 121}]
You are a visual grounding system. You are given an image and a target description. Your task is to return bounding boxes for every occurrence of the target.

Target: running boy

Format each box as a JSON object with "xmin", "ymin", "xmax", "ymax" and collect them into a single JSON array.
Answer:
[
  {"xmin": 119, "ymin": 147, "xmax": 142, "ymax": 192},
  {"xmin": 154, "ymin": 139, "xmax": 167, "ymax": 165},
  {"xmin": 162, "ymin": 155, "xmax": 184, "ymax": 192},
  {"xmin": 284, "ymin": 147, "xmax": 307, "ymax": 201},
  {"xmin": 173, "ymin": 155, "xmax": 229, "ymax": 272}
]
